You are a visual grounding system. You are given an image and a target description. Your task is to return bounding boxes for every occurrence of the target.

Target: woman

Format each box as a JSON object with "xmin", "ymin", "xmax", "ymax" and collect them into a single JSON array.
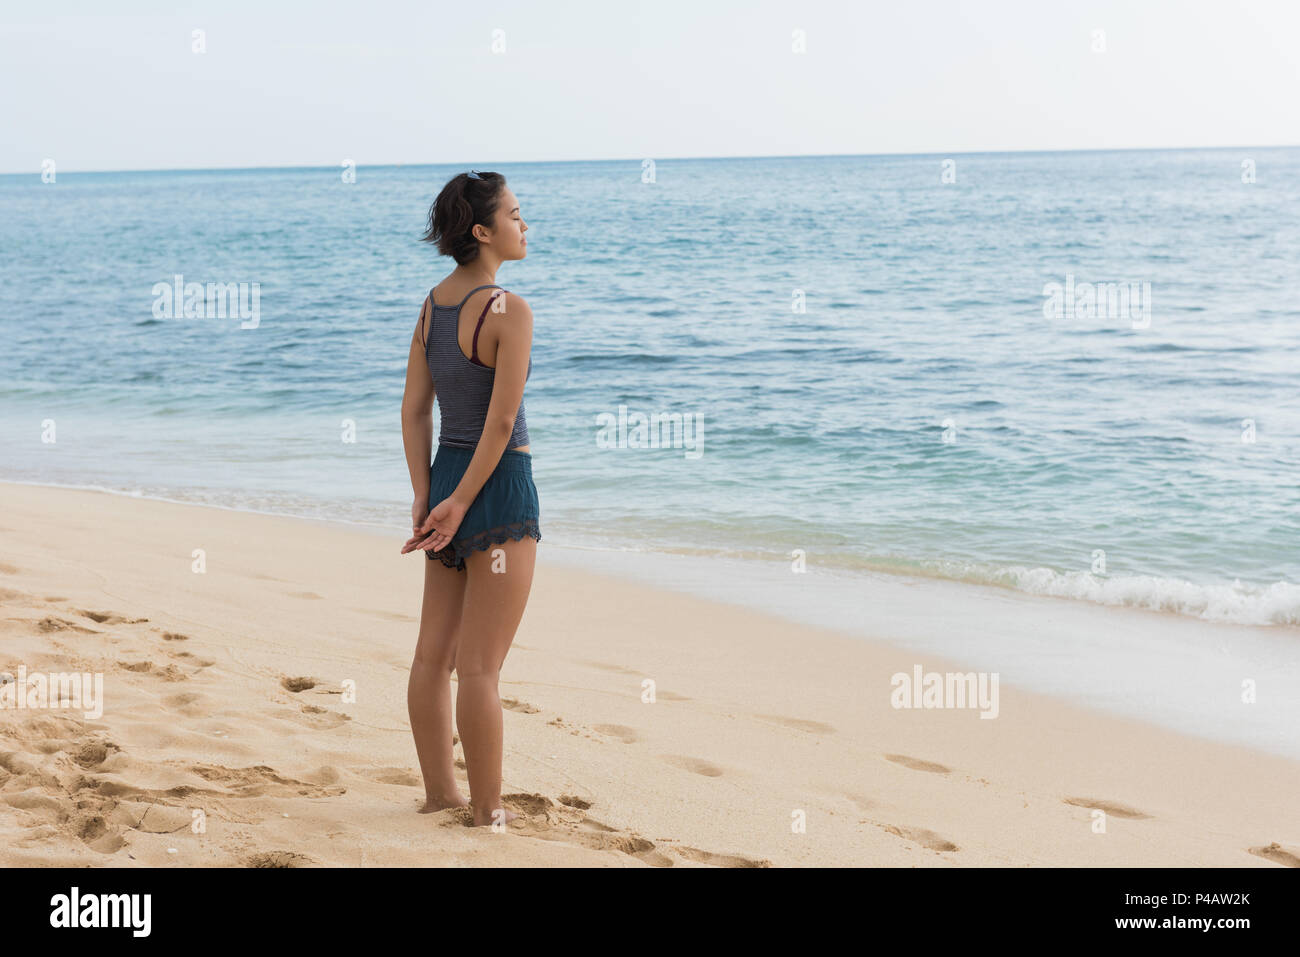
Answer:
[{"xmin": 399, "ymin": 169, "xmax": 540, "ymax": 827}]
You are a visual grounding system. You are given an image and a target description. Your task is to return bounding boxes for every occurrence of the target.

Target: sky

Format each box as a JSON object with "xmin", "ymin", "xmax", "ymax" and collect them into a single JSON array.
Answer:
[{"xmin": 1, "ymin": 0, "xmax": 1297, "ymax": 173}]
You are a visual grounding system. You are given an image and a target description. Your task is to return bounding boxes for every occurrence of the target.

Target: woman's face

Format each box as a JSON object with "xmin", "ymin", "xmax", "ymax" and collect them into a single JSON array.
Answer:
[{"xmin": 491, "ymin": 187, "xmax": 527, "ymax": 260}]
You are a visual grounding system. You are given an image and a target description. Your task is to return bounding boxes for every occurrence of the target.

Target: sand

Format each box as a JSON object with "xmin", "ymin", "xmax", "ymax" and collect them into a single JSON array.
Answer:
[{"xmin": 0, "ymin": 481, "xmax": 1297, "ymax": 867}]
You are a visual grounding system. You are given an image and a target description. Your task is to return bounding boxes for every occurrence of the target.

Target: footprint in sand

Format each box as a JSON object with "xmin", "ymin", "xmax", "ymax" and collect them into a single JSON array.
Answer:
[
  {"xmin": 169, "ymin": 651, "xmax": 215, "ymax": 668},
  {"xmin": 1, "ymin": 736, "xmax": 169, "ymax": 854},
  {"xmin": 472, "ymin": 793, "xmax": 766, "ymax": 868},
  {"xmin": 885, "ymin": 753, "xmax": 950, "ymax": 774},
  {"xmin": 661, "ymin": 754, "xmax": 724, "ymax": 777},
  {"xmin": 550, "ymin": 824, "xmax": 675, "ymax": 867},
  {"xmin": 360, "ymin": 767, "xmax": 422, "ymax": 787},
  {"xmin": 161, "ymin": 631, "xmax": 190, "ymax": 641},
  {"xmin": 74, "ymin": 813, "xmax": 126, "ymax": 854},
  {"xmin": 880, "ymin": 823, "xmax": 960, "ymax": 852},
  {"xmin": 187, "ymin": 763, "xmax": 346, "ymax": 798},
  {"xmin": 2, "ymin": 732, "xmax": 345, "ymax": 860},
  {"xmin": 756, "ymin": 714, "xmax": 836, "ymax": 734},
  {"xmin": 161, "ymin": 692, "xmax": 210, "ymax": 717},
  {"xmin": 289, "ymin": 704, "xmax": 350, "ymax": 730},
  {"xmin": 670, "ymin": 845, "xmax": 772, "ymax": 868},
  {"xmin": 81, "ymin": 609, "xmax": 148, "ymax": 625},
  {"xmin": 1064, "ymin": 797, "xmax": 1151, "ymax": 820},
  {"xmin": 37, "ymin": 616, "xmax": 97, "ymax": 634},
  {"xmin": 1248, "ymin": 842, "xmax": 1300, "ymax": 867},
  {"xmin": 593, "ymin": 724, "xmax": 640, "ymax": 744},
  {"xmin": 446, "ymin": 793, "xmax": 677, "ymax": 866},
  {"xmin": 502, "ymin": 697, "xmax": 540, "ymax": 714},
  {"xmin": 280, "ymin": 676, "xmax": 317, "ymax": 693},
  {"xmin": 118, "ymin": 660, "xmax": 188, "ymax": 681},
  {"xmin": 0, "ymin": 561, "xmax": 21, "ymax": 574},
  {"xmin": 245, "ymin": 851, "xmax": 314, "ymax": 868},
  {"xmin": 73, "ymin": 741, "xmax": 116, "ymax": 769}
]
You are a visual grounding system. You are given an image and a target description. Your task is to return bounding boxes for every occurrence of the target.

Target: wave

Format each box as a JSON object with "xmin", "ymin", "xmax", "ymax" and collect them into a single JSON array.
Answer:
[
  {"xmin": 990, "ymin": 566, "xmax": 1300, "ymax": 627},
  {"xmin": 828, "ymin": 552, "xmax": 1300, "ymax": 627},
  {"xmin": 538, "ymin": 526, "xmax": 1300, "ymax": 629}
]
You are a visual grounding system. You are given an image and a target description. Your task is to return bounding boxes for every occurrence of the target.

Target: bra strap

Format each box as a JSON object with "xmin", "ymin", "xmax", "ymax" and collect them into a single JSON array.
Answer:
[{"xmin": 470, "ymin": 289, "xmax": 506, "ymax": 365}]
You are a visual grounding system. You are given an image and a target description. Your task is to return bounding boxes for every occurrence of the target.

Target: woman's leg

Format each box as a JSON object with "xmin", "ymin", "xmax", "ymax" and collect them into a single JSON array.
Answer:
[
  {"xmin": 455, "ymin": 536, "xmax": 538, "ymax": 826},
  {"xmin": 408, "ymin": 557, "xmax": 469, "ymax": 811}
]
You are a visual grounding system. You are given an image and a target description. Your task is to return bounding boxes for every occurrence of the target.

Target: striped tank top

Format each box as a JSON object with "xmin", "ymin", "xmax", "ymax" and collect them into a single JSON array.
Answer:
[{"xmin": 424, "ymin": 283, "xmax": 532, "ymax": 451}]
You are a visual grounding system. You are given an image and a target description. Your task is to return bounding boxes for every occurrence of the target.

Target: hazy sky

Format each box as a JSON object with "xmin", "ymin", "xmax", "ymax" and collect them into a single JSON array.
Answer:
[{"xmin": 2, "ymin": 0, "xmax": 1297, "ymax": 173}]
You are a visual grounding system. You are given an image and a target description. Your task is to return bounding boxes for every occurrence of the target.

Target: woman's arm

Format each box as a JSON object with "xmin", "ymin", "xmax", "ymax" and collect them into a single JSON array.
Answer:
[
  {"xmin": 447, "ymin": 292, "xmax": 534, "ymax": 507},
  {"xmin": 400, "ymin": 298, "xmax": 434, "ymax": 504},
  {"xmin": 402, "ymin": 292, "xmax": 534, "ymax": 556}
]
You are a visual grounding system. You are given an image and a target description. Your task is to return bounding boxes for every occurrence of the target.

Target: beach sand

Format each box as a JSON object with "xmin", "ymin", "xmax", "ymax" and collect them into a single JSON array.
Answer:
[{"xmin": 1, "ymin": 481, "xmax": 1297, "ymax": 868}]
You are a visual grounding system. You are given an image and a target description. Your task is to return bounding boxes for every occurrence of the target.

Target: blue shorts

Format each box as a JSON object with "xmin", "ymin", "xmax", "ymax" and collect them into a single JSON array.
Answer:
[{"xmin": 425, "ymin": 443, "xmax": 541, "ymax": 570}]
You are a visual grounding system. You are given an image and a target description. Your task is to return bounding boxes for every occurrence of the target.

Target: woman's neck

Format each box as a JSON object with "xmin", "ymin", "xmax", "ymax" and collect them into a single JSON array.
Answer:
[{"xmin": 453, "ymin": 262, "xmax": 499, "ymax": 287}]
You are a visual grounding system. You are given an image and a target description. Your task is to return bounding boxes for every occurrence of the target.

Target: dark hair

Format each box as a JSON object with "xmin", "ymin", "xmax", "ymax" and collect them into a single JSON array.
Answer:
[{"xmin": 420, "ymin": 170, "xmax": 508, "ymax": 265}]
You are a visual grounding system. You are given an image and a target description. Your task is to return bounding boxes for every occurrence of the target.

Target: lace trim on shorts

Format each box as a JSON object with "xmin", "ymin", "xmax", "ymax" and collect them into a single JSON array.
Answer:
[
  {"xmin": 459, "ymin": 518, "xmax": 541, "ymax": 554},
  {"xmin": 426, "ymin": 518, "xmax": 540, "ymax": 570}
]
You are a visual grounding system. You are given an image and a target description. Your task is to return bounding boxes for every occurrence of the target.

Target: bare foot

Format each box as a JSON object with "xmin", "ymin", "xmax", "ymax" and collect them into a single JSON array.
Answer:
[
  {"xmin": 470, "ymin": 805, "xmax": 518, "ymax": 827},
  {"xmin": 418, "ymin": 792, "xmax": 469, "ymax": 813}
]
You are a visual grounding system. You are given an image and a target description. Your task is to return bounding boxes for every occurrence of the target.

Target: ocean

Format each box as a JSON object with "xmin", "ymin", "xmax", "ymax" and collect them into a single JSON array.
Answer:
[{"xmin": 3, "ymin": 148, "xmax": 1299, "ymax": 627}]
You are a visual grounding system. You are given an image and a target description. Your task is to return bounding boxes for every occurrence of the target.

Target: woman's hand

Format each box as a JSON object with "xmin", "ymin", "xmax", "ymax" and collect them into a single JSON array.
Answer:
[
  {"xmin": 412, "ymin": 495, "xmax": 430, "ymax": 535},
  {"xmin": 401, "ymin": 496, "xmax": 468, "ymax": 555},
  {"xmin": 403, "ymin": 495, "xmax": 431, "ymax": 555}
]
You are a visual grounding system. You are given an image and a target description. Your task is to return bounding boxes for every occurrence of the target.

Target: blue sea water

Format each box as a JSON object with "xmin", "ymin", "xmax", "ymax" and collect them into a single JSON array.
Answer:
[{"xmin": 2, "ymin": 149, "xmax": 1299, "ymax": 626}]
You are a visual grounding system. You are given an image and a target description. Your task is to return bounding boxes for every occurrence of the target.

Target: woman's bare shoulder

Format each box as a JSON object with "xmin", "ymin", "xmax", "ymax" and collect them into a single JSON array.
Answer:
[
  {"xmin": 470, "ymin": 288, "xmax": 533, "ymax": 327},
  {"xmin": 497, "ymin": 290, "xmax": 533, "ymax": 320}
]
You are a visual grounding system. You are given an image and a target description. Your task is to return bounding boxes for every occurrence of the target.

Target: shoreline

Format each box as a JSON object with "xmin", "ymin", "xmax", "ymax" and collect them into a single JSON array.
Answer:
[
  {"xmin": 4, "ymin": 475, "xmax": 1298, "ymax": 632},
  {"xmin": 3, "ymin": 477, "xmax": 1298, "ymax": 761},
  {"xmin": 1, "ymin": 481, "xmax": 1298, "ymax": 866}
]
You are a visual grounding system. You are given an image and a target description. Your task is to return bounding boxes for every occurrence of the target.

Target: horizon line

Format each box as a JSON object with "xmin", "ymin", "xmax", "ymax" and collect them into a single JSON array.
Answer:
[{"xmin": 3, "ymin": 142, "xmax": 1297, "ymax": 178}]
